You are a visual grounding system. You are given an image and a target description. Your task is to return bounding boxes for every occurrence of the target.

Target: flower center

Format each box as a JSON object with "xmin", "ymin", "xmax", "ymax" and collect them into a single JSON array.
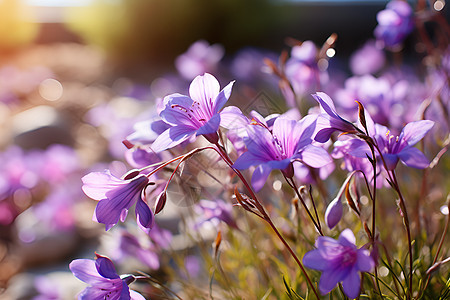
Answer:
[
  {"xmin": 340, "ymin": 247, "xmax": 357, "ymax": 267},
  {"xmin": 272, "ymin": 135, "xmax": 287, "ymax": 160},
  {"xmin": 384, "ymin": 130, "xmax": 404, "ymax": 154},
  {"xmin": 171, "ymin": 101, "xmax": 211, "ymax": 128}
]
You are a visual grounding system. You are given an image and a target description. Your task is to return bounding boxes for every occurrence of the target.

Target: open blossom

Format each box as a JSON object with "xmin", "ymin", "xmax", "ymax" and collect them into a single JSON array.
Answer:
[
  {"xmin": 193, "ymin": 199, "xmax": 236, "ymax": 229},
  {"xmin": 233, "ymin": 116, "xmax": 331, "ymax": 191},
  {"xmin": 113, "ymin": 230, "xmax": 160, "ymax": 270},
  {"xmin": 69, "ymin": 254, "xmax": 145, "ymax": 300},
  {"xmin": 334, "ymin": 74, "xmax": 411, "ymax": 127},
  {"xmin": 285, "ymin": 41, "xmax": 325, "ymax": 98},
  {"xmin": 175, "ymin": 40, "xmax": 224, "ymax": 80},
  {"xmin": 151, "ymin": 73, "xmax": 236, "ymax": 152},
  {"xmin": 313, "ymin": 92, "xmax": 358, "ymax": 143},
  {"xmin": 82, "ymin": 170, "xmax": 154, "ymax": 231},
  {"xmin": 349, "ymin": 40, "xmax": 385, "ymax": 75},
  {"xmin": 303, "ymin": 229, "xmax": 375, "ymax": 298},
  {"xmin": 350, "ymin": 120, "xmax": 435, "ymax": 170},
  {"xmin": 374, "ymin": 0, "xmax": 414, "ymax": 47}
]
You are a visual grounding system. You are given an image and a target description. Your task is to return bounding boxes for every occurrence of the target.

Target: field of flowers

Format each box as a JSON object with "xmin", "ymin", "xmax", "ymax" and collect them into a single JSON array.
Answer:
[{"xmin": 0, "ymin": 0, "xmax": 449, "ymax": 299}]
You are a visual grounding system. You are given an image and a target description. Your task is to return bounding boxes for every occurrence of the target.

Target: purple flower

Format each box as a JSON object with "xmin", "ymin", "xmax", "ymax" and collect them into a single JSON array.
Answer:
[
  {"xmin": 303, "ymin": 229, "xmax": 375, "ymax": 298},
  {"xmin": 113, "ymin": 230, "xmax": 160, "ymax": 270},
  {"xmin": 350, "ymin": 120, "xmax": 435, "ymax": 170},
  {"xmin": 175, "ymin": 40, "xmax": 224, "ymax": 80},
  {"xmin": 285, "ymin": 41, "xmax": 323, "ymax": 97},
  {"xmin": 313, "ymin": 92, "xmax": 358, "ymax": 143},
  {"xmin": 151, "ymin": 73, "xmax": 235, "ymax": 152},
  {"xmin": 334, "ymin": 74, "xmax": 410, "ymax": 127},
  {"xmin": 233, "ymin": 116, "xmax": 331, "ymax": 191},
  {"xmin": 183, "ymin": 255, "xmax": 201, "ymax": 279},
  {"xmin": 33, "ymin": 275, "xmax": 60, "ymax": 300},
  {"xmin": 374, "ymin": 0, "xmax": 414, "ymax": 48},
  {"xmin": 29, "ymin": 144, "xmax": 80, "ymax": 184},
  {"xmin": 193, "ymin": 199, "xmax": 236, "ymax": 229},
  {"xmin": 69, "ymin": 253, "xmax": 145, "ymax": 300},
  {"xmin": 349, "ymin": 40, "xmax": 386, "ymax": 75},
  {"xmin": 82, "ymin": 170, "xmax": 154, "ymax": 231},
  {"xmin": 332, "ymin": 138, "xmax": 375, "ymax": 179}
]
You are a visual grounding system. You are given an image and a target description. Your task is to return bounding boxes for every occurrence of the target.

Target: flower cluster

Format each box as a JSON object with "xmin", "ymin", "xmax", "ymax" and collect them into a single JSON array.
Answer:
[{"xmin": 2, "ymin": 0, "xmax": 444, "ymax": 299}]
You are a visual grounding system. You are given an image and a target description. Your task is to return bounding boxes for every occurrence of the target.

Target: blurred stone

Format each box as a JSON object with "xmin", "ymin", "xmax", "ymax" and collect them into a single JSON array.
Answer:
[{"xmin": 12, "ymin": 105, "xmax": 73, "ymax": 149}]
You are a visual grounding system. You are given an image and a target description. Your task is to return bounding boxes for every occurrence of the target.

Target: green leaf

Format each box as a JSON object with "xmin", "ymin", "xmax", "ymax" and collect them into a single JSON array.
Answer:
[{"xmin": 283, "ymin": 276, "xmax": 305, "ymax": 300}]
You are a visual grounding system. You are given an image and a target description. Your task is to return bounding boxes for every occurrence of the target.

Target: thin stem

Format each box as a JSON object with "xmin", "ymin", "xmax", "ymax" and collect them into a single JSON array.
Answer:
[
  {"xmin": 368, "ymin": 146, "xmax": 383, "ymax": 298},
  {"xmin": 285, "ymin": 176, "xmax": 323, "ymax": 236},
  {"xmin": 371, "ymin": 143, "xmax": 414, "ymax": 300},
  {"xmin": 212, "ymin": 143, "xmax": 320, "ymax": 299},
  {"xmin": 380, "ymin": 242, "xmax": 403, "ymax": 298},
  {"xmin": 135, "ymin": 274, "xmax": 183, "ymax": 300},
  {"xmin": 390, "ymin": 170, "xmax": 413, "ymax": 300},
  {"xmin": 420, "ymin": 200, "xmax": 450, "ymax": 297},
  {"xmin": 143, "ymin": 147, "xmax": 211, "ymax": 178}
]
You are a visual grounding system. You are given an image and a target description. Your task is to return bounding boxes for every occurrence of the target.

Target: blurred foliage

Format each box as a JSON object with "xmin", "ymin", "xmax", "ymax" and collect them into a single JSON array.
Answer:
[
  {"xmin": 65, "ymin": 0, "xmax": 279, "ymax": 67},
  {"xmin": 0, "ymin": 0, "xmax": 40, "ymax": 51}
]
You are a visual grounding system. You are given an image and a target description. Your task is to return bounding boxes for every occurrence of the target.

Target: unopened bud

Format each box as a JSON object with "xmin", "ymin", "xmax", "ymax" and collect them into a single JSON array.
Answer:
[
  {"xmin": 155, "ymin": 191, "xmax": 167, "ymax": 214},
  {"xmin": 325, "ymin": 197, "xmax": 343, "ymax": 229},
  {"xmin": 123, "ymin": 170, "xmax": 141, "ymax": 180},
  {"xmin": 214, "ymin": 230, "xmax": 222, "ymax": 258}
]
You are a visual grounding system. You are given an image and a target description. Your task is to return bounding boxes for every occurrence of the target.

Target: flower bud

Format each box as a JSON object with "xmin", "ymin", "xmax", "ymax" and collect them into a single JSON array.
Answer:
[
  {"xmin": 155, "ymin": 191, "xmax": 167, "ymax": 215},
  {"xmin": 325, "ymin": 197, "xmax": 343, "ymax": 229}
]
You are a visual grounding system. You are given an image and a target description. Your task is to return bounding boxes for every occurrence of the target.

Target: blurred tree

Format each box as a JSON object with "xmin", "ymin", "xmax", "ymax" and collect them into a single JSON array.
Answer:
[{"xmin": 64, "ymin": 0, "xmax": 278, "ymax": 75}]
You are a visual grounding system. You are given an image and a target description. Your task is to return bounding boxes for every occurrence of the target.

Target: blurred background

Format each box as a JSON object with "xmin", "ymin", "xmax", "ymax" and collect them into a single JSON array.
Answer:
[{"xmin": 0, "ymin": 0, "xmax": 447, "ymax": 299}]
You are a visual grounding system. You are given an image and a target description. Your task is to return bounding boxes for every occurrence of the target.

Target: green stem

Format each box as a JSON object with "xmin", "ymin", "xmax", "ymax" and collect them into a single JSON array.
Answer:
[
  {"xmin": 285, "ymin": 176, "xmax": 323, "ymax": 236},
  {"xmin": 390, "ymin": 170, "xmax": 413, "ymax": 300}
]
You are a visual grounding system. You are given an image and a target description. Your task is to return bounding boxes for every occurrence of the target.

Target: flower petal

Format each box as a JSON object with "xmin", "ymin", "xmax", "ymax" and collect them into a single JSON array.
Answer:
[
  {"xmin": 357, "ymin": 249, "xmax": 375, "ymax": 272},
  {"xmin": 95, "ymin": 255, "xmax": 119, "ymax": 279},
  {"xmin": 298, "ymin": 144, "xmax": 332, "ymax": 168},
  {"xmin": 69, "ymin": 259, "xmax": 105, "ymax": 285},
  {"xmin": 303, "ymin": 249, "xmax": 328, "ymax": 270},
  {"xmin": 219, "ymin": 106, "xmax": 249, "ymax": 130},
  {"xmin": 313, "ymin": 92, "xmax": 340, "ymax": 120},
  {"xmin": 339, "ymin": 228, "xmax": 356, "ymax": 246},
  {"xmin": 319, "ymin": 268, "xmax": 347, "ymax": 295},
  {"xmin": 251, "ymin": 164, "xmax": 272, "ymax": 192},
  {"xmin": 398, "ymin": 147, "xmax": 430, "ymax": 169},
  {"xmin": 189, "ymin": 73, "xmax": 220, "ymax": 115},
  {"xmin": 342, "ymin": 267, "xmax": 361, "ymax": 299},
  {"xmin": 196, "ymin": 113, "xmax": 221, "ymax": 135},
  {"xmin": 95, "ymin": 199, "xmax": 124, "ymax": 230},
  {"xmin": 160, "ymin": 94, "xmax": 196, "ymax": 127},
  {"xmin": 214, "ymin": 80, "xmax": 235, "ymax": 113},
  {"xmin": 82, "ymin": 170, "xmax": 122, "ymax": 201},
  {"xmin": 79, "ymin": 286, "xmax": 109, "ymax": 300},
  {"xmin": 314, "ymin": 115, "xmax": 334, "ymax": 143},
  {"xmin": 130, "ymin": 290, "xmax": 147, "ymax": 300},
  {"xmin": 119, "ymin": 281, "xmax": 132, "ymax": 300},
  {"xmin": 272, "ymin": 118, "xmax": 300, "ymax": 156},
  {"xmin": 94, "ymin": 176, "xmax": 148, "ymax": 230},
  {"xmin": 135, "ymin": 198, "xmax": 155, "ymax": 230},
  {"xmin": 233, "ymin": 151, "xmax": 268, "ymax": 170},
  {"xmin": 382, "ymin": 153, "xmax": 400, "ymax": 170},
  {"xmin": 151, "ymin": 126, "xmax": 196, "ymax": 152},
  {"xmin": 401, "ymin": 120, "xmax": 434, "ymax": 146}
]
